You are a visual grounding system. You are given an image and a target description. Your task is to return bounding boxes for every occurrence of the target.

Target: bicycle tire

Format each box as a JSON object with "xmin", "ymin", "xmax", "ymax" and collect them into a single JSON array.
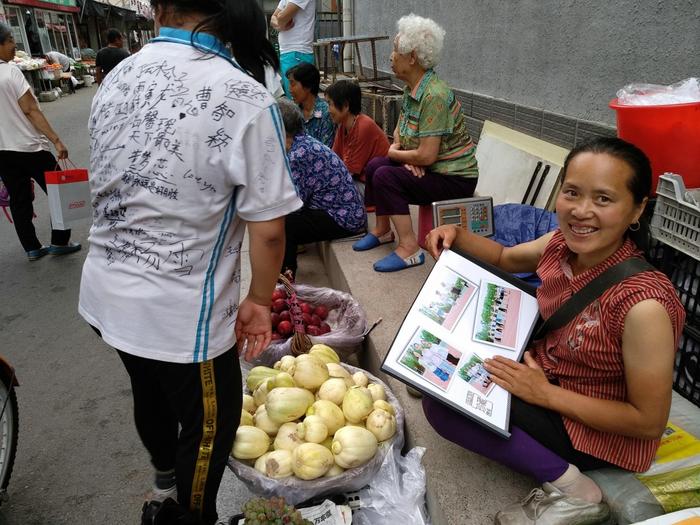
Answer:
[{"xmin": 0, "ymin": 374, "xmax": 18, "ymax": 503}]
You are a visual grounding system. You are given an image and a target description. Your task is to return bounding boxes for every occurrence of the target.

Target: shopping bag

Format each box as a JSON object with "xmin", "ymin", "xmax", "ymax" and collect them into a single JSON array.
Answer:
[{"xmin": 45, "ymin": 161, "xmax": 91, "ymax": 230}]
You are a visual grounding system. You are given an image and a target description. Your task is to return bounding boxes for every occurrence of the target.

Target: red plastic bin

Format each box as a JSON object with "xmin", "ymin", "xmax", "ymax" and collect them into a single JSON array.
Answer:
[{"xmin": 609, "ymin": 99, "xmax": 700, "ymax": 194}]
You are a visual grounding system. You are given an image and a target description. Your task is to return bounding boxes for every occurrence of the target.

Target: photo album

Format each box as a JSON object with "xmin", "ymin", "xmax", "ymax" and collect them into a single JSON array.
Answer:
[{"xmin": 380, "ymin": 249, "xmax": 540, "ymax": 438}]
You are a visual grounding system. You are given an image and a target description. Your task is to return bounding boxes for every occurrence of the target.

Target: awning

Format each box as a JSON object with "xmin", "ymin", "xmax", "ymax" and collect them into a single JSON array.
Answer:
[
  {"xmin": 6, "ymin": 0, "xmax": 79, "ymax": 13},
  {"xmin": 78, "ymin": 0, "xmax": 136, "ymax": 19}
]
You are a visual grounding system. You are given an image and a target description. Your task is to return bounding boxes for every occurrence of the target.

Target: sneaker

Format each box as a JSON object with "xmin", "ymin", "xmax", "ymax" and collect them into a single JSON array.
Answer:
[
  {"xmin": 47, "ymin": 242, "xmax": 81, "ymax": 256},
  {"xmin": 148, "ymin": 483, "xmax": 177, "ymax": 503},
  {"xmin": 494, "ymin": 483, "xmax": 610, "ymax": 525},
  {"xmin": 141, "ymin": 498, "xmax": 200, "ymax": 525},
  {"xmin": 27, "ymin": 246, "xmax": 49, "ymax": 261}
]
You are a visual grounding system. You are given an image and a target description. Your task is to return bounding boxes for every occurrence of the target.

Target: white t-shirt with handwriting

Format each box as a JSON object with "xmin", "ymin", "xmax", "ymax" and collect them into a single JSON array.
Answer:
[
  {"xmin": 79, "ymin": 41, "xmax": 302, "ymax": 363},
  {"xmin": 276, "ymin": 0, "xmax": 316, "ymax": 54}
]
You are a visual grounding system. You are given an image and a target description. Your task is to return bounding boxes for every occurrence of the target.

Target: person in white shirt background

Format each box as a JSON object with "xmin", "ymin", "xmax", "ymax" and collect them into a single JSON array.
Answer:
[
  {"xmin": 271, "ymin": 0, "xmax": 316, "ymax": 97},
  {"xmin": 0, "ymin": 23, "xmax": 81, "ymax": 261},
  {"xmin": 79, "ymin": 0, "xmax": 301, "ymax": 522}
]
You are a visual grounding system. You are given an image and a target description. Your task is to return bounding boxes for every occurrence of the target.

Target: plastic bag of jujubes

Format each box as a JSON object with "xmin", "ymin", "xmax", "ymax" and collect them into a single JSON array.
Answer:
[{"xmin": 252, "ymin": 284, "xmax": 368, "ymax": 367}]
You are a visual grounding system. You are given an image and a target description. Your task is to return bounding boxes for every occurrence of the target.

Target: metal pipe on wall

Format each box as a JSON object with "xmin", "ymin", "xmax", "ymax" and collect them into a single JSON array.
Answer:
[{"xmin": 342, "ymin": 0, "xmax": 353, "ymax": 73}]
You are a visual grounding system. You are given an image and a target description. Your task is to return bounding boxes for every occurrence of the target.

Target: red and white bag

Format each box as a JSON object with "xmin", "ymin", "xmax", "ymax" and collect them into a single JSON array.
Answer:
[{"xmin": 45, "ymin": 161, "xmax": 91, "ymax": 230}]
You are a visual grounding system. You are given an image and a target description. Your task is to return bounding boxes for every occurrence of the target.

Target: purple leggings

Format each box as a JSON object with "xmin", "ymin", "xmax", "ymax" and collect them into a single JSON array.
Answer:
[
  {"xmin": 422, "ymin": 395, "xmax": 613, "ymax": 483},
  {"xmin": 364, "ymin": 156, "xmax": 477, "ymax": 216}
]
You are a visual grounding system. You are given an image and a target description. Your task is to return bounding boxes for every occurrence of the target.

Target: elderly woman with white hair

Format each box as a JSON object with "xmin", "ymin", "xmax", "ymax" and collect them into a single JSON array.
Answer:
[{"xmin": 352, "ymin": 14, "xmax": 479, "ymax": 272}]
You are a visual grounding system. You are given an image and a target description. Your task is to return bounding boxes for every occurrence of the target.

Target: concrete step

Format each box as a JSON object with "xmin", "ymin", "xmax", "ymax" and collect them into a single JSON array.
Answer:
[{"xmin": 318, "ymin": 208, "xmax": 533, "ymax": 525}]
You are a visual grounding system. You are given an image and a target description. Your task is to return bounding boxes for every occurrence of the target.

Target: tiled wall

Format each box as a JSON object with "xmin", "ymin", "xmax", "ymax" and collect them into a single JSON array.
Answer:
[{"xmin": 357, "ymin": 69, "xmax": 617, "ymax": 149}]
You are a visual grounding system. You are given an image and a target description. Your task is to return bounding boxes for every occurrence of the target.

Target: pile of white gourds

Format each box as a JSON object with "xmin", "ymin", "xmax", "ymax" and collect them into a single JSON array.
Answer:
[{"xmin": 232, "ymin": 345, "xmax": 398, "ymax": 482}]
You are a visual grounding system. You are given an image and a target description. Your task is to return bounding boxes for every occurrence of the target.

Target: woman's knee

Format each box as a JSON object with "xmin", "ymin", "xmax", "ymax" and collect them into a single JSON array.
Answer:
[
  {"xmin": 373, "ymin": 166, "xmax": 404, "ymax": 193},
  {"xmin": 365, "ymin": 156, "xmax": 392, "ymax": 178}
]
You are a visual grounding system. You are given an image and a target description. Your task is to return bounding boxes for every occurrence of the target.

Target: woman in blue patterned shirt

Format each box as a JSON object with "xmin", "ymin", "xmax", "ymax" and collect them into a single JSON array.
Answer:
[
  {"xmin": 278, "ymin": 98, "xmax": 366, "ymax": 277},
  {"xmin": 286, "ymin": 62, "xmax": 336, "ymax": 147}
]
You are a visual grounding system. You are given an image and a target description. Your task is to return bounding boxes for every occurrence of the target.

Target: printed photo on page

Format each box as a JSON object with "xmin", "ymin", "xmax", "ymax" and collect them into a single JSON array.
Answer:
[
  {"xmin": 472, "ymin": 280, "xmax": 522, "ymax": 351},
  {"xmin": 458, "ymin": 353, "xmax": 496, "ymax": 397},
  {"xmin": 418, "ymin": 267, "xmax": 478, "ymax": 331},
  {"xmin": 398, "ymin": 327, "xmax": 462, "ymax": 391}
]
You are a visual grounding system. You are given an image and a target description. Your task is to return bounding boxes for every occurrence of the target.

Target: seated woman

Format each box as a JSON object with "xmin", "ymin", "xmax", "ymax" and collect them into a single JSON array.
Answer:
[
  {"xmin": 423, "ymin": 137, "xmax": 686, "ymax": 525},
  {"xmin": 278, "ymin": 98, "xmax": 366, "ymax": 278},
  {"xmin": 286, "ymin": 62, "xmax": 335, "ymax": 147},
  {"xmin": 325, "ymin": 80, "xmax": 390, "ymax": 201},
  {"xmin": 352, "ymin": 14, "xmax": 478, "ymax": 273}
]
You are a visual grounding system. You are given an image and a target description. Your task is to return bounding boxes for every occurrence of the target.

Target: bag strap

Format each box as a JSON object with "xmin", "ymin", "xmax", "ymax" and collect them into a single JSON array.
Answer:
[{"xmin": 533, "ymin": 257, "xmax": 655, "ymax": 340}]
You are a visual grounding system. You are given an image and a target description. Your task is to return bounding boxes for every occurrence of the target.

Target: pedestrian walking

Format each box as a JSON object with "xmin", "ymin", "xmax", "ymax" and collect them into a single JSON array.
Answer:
[
  {"xmin": 94, "ymin": 28, "xmax": 129, "ymax": 84},
  {"xmin": 0, "ymin": 23, "xmax": 81, "ymax": 261},
  {"xmin": 79, "ymin": 0, "xmax": 302, "ymax": 523}
]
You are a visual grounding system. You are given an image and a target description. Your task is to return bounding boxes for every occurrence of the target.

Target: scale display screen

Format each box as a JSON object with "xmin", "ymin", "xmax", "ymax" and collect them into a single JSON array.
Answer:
[{"xmin": 432, "ymin": 197, "xmax": 494, "ymax": 237}]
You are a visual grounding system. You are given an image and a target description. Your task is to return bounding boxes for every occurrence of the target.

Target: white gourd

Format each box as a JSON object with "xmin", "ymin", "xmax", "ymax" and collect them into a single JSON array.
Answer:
[
  {"xmin": 292, "ymin": 354, "xmax": 329, "ymax": 391},
  {"xmin": 232, "ymin": 425, "xmax": 270, "ymax": 460},
  {"xmin": 332, "ymin": 426, "xmax": 378, "ymax": 468},
  {"xmin": 323, "ymin": 463, "xmax": 345, "ymax": 477},
  {"xmin": 240, "ymin": 409, "xmax": 254, "ymax": 427},
  {"xmin": 246, "ymin": 366, "xmax": 280, "ymax": 392},
  {"xmin": 265, "ymin": 387, "xmax": 315, "ymax": 423},
  {"xmin": 242, "ymin": 394, "xmax": 256, "ymax": 414},
  {"xmin": 253, "ymin": 378, "xmax": 272, "ymax": 407},
  {"xmin": 367, "ymin": 383, "xmax": 387, "ymax": 402},
  {"xmin": 352, "ymin": 371, "xmax": 369, "ymax": 387},
  {"xmin": 326, "ymin": 363, "xmax": 355, "ymax": 387},
  {"xmin": 317, "ymin": 378, "xmax": 348, "ymax": 406},
  {"xmin": 254, "ymin": 449, "xmax": 293, "ymax": 478},
  {"xmin": 365, "ymin": 408, "xmax": 397, "ymax": 442},
  {"xmin": 297, "ymin": 415, "xmax": 328, "ymax": 444},
  {"xmin": 254, "ymin": 405, "xmax": 282, "ymax": 436},
  {"xmin": 373, "ymin": 399, "xmax": 395, "ymax": 415},
  {"xmin": 306, "ymin": 399, "xmax": 345, "ymax": 435},
  {"xmin": 308, "ymin": 344, "xmax": 340, "ymax": 364},
  {"xmin": 342, "ymin": 386, "xmax": 374, "ymax": 423},
  {"xmin": 270, "ymin": 371, "xmax": 295, "ymax": 389},
  {"xmin": 279, "ymin": 355, "xmax": 296, "ymax": 374},
  {"xmin": 273, "ymin": 422, "xmax": 305, "ymax": 451},
  {"xmin": 292, "ymin": 443, "xmax": 334, "ymax": 480}
]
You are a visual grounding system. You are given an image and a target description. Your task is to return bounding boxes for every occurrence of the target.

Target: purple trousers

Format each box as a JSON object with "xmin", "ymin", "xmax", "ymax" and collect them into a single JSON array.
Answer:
[
  {"xmin": 364, "ymin": 157, "xmax": 477, "ymax": 216},
  {"xmin": 422, "ymin": 395, "xmax": 613, "ymax": 483}
]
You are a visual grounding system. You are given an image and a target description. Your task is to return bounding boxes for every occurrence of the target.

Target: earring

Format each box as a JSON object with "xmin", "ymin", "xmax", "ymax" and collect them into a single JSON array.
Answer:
[{"xmin": 629, "ymin": 221, "xmax": 640, "ymax": 232}]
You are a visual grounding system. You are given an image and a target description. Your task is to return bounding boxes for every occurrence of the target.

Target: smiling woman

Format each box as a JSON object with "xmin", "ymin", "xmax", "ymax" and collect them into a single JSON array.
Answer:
[{"xmin": 422, "ymin": 137, "xmax": 687, "ymax": 525}]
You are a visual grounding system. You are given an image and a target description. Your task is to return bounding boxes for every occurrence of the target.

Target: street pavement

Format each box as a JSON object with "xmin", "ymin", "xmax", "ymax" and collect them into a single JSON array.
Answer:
[{"xmin": 0, "ymin": 86, "xmax": 329, "ymax": 524}]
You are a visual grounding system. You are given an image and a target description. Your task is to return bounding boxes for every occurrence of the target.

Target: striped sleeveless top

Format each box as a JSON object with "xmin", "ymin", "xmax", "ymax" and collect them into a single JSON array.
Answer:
[{"xmin": 531, "ymin": 230, "xmax": 686, "ymax": 471}]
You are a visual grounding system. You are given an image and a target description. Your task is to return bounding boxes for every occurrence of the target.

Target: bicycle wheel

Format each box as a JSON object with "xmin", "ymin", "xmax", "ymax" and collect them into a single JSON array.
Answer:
[{"xmin": 0, "ymin": 374, "xmax": 18, "ymax": 504}]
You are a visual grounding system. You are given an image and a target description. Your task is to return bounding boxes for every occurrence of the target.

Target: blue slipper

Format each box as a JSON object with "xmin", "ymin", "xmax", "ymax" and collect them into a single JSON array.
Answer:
[
  {"xmin": 48, "ymin": 242, "xmax": 82, "ymax": 256},
  {"xmin": 352, "ymin": 231, "xmax": 394, "ymax": 252},
  {"xmin": 373, "ymin": 250, "xmax": 425, "ymax": 272}
]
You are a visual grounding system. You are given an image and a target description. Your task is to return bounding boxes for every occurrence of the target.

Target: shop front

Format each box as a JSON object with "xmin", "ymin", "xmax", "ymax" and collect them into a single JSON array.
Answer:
[{"xmin": 2, "ymin": 0, "xmax": 80, "ymax": 58}]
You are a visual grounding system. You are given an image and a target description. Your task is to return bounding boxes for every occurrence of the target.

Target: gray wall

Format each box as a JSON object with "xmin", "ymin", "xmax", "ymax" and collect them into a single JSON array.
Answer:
[{"xmin": 353, "ymin": 0, "xmax": 700, "ymax": 125}]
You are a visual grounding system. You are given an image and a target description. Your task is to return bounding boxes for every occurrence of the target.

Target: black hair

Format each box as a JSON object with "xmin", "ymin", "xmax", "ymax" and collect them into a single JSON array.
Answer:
[
  {"xmin": 286, "ymin": 62, "xmax": 320, "ymax": 96},
  {"xmin": 0, "ymin": 22, "xmax": 12, "ymax": 45},
  {"xmin": 149, "ymin": 0, "xmax": 279, "ymax": 86},
  {"xmin": 325, "ymin": 80, "xmax": 362, "ymax": 115},
  {"xmin": 106, "ymin": 28, "xmax": 122, "ymax": 44},
  {"xmin": 277, "ymin": 98, "xmax": 304, "ymax": 137},
  {"xmin": 561, "ymin": 136, "xmax": 652, "ymax": 251}
]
